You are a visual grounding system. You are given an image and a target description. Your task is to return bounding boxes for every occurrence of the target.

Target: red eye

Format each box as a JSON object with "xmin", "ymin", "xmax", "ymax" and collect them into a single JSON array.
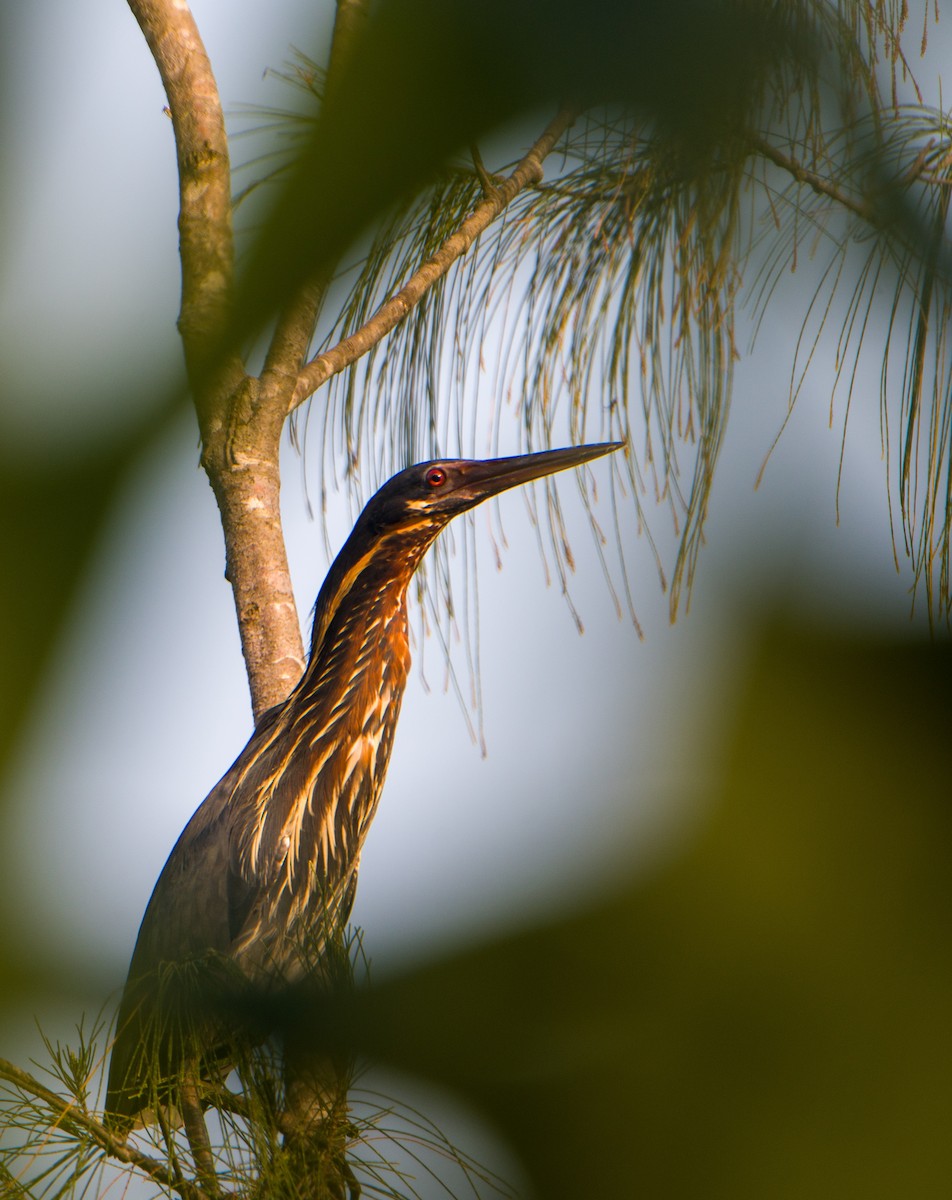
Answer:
[{"xmin": 425, "ymin": 466, "xmax": 447, "ymax": 488}]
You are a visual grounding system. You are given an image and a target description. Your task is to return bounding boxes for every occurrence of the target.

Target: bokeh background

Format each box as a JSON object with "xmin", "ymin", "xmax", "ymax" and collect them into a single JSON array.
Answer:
[{"xmin": 1, "ymin": 2, "xmax": 949, "ymax": 1197}]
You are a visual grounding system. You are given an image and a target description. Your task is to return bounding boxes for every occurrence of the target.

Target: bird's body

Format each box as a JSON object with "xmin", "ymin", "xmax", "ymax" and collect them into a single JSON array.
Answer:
[{"xmin": 105, "ymin": 443, "xmax": 620, "ymax": 1127}]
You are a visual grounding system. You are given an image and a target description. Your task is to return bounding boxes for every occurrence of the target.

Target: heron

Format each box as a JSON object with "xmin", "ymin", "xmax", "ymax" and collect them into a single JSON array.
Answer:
[{"xmin": 104, "ymin": 442, "xmax": 621, "ymax": 1130}]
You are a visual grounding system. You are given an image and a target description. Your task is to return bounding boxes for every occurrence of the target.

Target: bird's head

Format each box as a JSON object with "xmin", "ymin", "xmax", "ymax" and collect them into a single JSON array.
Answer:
[
  {"xmin": 308, "ymin": 442, "xmax": 624, "ymax": 657},
  {"xmin": 356, "ymin": 442, "xmax": 625, "ymax": 541}
]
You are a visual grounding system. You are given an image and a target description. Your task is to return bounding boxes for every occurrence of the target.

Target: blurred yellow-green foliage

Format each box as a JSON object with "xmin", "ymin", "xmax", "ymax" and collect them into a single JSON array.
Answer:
[{"xmin": 306, "ymin": 620, "xmax": 951, "ymax": 1198}]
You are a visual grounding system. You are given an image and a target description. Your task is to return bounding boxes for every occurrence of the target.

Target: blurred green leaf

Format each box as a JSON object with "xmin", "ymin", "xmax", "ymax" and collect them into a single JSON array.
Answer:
[
  {"xmin": 0, "ymin": 459, "xmax": 115, "ymax": 777},
  {"xmin": 295, "ymin": 621, "xmax": 951, "ymax": 1198},
  {"xmin": 0, "ymin": 400, "xmax": 192, "ymax": 1004}
]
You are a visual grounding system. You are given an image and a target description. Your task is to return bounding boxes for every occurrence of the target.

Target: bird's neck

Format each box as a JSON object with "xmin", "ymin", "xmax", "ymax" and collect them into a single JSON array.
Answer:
[
  {"xmin": 229, "ymin": 552, "xmax": 419, "ymax": 896},
  {"xmin": 306, "ymin": 526, "xmax": 433, "ymax": 669},
  {"xmin": 295, "ymin": 537, "xmax": 430, "ymax": 718},
  {"xmin": 307, "ymin": 564, "xmax": 411, "ymax": 694}
]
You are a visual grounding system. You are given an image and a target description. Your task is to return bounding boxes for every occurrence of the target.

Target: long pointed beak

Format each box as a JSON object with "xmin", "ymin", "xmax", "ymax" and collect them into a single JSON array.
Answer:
[{"xmin": 453, "ymin": 442, "xmax": 624, "ymax": 503}]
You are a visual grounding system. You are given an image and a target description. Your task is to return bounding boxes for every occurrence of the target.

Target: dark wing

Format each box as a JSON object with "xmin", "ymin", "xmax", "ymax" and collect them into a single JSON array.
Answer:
[
  {"xmin": 227, "ymin": 860, "xmax": 257, "ymax": 943},
  {"xmin": 103, "ymin": 765, "xmax": 248, "ymax": 1128}
]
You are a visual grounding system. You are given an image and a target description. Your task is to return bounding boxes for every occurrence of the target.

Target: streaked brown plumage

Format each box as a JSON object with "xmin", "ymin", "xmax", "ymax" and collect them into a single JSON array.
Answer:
[{"xmin": 104, "ymin": 443, "xmax": 621, "ymax": 1127}]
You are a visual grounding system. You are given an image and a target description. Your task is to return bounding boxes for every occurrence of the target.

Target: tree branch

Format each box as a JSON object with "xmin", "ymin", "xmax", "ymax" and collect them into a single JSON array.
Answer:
[
  {"xmin": 128, "ymin": 0, "xmax": 305, "ymax": 719},
  {"xmin": 226, "ymin": 1, "xmax": 375, "ymax": 717},
  {"xmin": 0, "ymin": 1057, "xmax": 212, "ymax": 1200},
  {"xmin": 126, "ymin": 0, "xmax": 245, "ymax": 413},
  {"xmin": 753, "ymin": 134, "xmax": 874, "ymax": 223},
  {"xmin": 255, "ymin": 0, "xmax": 371, "ymax": 424},
  {"xmin": 326, "ymin": 0, "xmax": 370, "ymax": 102},
  {"xmin": 290, "ymin": 105, "xmax": 577, "ymax": 412}
]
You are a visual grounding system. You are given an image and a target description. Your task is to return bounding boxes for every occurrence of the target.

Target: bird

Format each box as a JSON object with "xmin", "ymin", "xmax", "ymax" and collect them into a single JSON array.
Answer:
[{"xmin": 104, "ymin": 441, "xmax": 622, "ymax": 1129}]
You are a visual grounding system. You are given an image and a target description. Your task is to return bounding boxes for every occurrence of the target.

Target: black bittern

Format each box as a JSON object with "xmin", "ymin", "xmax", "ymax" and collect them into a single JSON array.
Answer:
[{"xmin": 105, "ymin": 442, "xmax": 621, "ymax": 1128}]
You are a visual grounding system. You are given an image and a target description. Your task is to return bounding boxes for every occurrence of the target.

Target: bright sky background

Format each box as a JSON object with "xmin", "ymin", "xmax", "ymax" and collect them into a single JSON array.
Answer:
[{"xmin": 0, "ymin": 0, "xmax": 940, "ymax": 1093}]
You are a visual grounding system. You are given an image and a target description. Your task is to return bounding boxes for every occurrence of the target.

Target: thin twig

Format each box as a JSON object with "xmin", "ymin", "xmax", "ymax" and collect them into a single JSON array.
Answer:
[
  {"xmin": 471, "ymin": 142, "xmax": 501, "ymax": 201},
  {"xmin": 326, "ymin": 0, "xmax": 370, "ymax": 102},
  {"xmin": 752, "ymin": 134, "xmax": 875, "ymax": 222},
  {"xmin": 254, "ymin": 0, "xmax": 370, "ymax": 423},
  {"xmin": 260, "ymin": 282, "xmax": 327, "ymax": 390},
  {"xmin": 0, "ymin": 1057, "xmax": 210, "ymax": 1200},
  {"xmin": 181, "ymin": 1072, "xmax": 221, "ymax": 1197},
  {"xmin": 290, "ymin": 105, "xmax": 577, "ymax": 411}
]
